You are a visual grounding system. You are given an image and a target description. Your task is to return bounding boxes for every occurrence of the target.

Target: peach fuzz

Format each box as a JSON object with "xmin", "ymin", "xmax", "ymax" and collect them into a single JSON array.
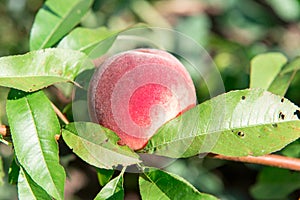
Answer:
[{"xmin": 88, "ymin": 48, "xmax": 196, "ymax": 150}]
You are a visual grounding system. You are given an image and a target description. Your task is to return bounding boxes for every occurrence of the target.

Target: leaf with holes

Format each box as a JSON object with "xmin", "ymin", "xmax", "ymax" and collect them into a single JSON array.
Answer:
[
  {"xmin": 144, "ymin": 88, "xmax": 300, "ymax": 157},
  {"xmin": 62, "ymin": 122, "xmax": 141, "ymax": 169},
  {"xmin": 0, "ymin": 48, "xmax": 94, "ymax": 92},
  {"xmin": 139, "ymin": 169, "xmax": 218, "ymax": 200},
  {"xmin": 30, "ymin": 0, "xmax": 93, "ymax": 50},
  {"xmin": 6, "ymin": 90, "xmax": 65, "ymax": 200}
]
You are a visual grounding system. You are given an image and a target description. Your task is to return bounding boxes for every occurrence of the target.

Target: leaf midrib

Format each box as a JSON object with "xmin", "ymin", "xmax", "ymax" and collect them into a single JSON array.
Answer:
[
  {"xmin": 152, "ymin": 119, "xmax": 300, "ymax": 149},
  {"xmin": 39, "ymin": 0, "xmax": 84, "ymax": 49},
  {"xmin": 64, "ymin": 130, "xmax": 140, "ymax": 166},
  {"xmin": 24, "ymin": 96, "xmax": 61, "ymax": 199},
  {"xmin": 144, "ymin": 174, "xmax": 171, "ymax": 200}
]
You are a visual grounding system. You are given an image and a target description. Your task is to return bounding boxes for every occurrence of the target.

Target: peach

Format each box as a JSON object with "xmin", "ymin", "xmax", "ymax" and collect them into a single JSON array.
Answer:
[{"xmin": 88, "ymin": 48, "xmax": 196, "ymax": 150}]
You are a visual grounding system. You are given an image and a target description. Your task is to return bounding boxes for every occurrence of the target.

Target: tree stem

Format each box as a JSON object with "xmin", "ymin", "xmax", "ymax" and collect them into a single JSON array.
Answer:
[{"xmin": 208, "ymin": 153, "xmax": 300, "ymax": 171}]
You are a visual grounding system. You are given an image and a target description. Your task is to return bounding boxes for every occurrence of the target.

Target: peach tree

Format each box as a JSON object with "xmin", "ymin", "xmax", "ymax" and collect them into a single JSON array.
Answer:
[{"xmin": 0, "ymin": 0, "xmax": 300, "ymax": 199}]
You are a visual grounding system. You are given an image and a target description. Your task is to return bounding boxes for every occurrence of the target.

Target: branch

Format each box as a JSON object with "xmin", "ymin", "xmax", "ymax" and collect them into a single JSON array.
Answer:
[
  {"xmin": 50, "ymin": 102, "xmax": 69, "ymax": 125},
  {"xmin": 50, "ymin": 102, "xmax": 70, "ymax": 141},
  {"xmin": 208, "ymin": 153, "xmax": 300, "ymax": 171}
]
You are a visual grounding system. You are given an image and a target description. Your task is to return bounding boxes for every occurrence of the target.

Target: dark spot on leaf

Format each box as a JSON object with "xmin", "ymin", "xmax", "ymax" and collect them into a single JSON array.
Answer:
[
  {"xmin": 294, "ymin": 110, "xmax": 300, "ymax": 119},
  {"xmin": 237, "ymin": 131, "xmax": 245, "ymax": 137},
  {"xmin": 105, "ymin": 138, "xmax": 109, "ymax": 143},
  {"xmin": 281, "ymin": 98, "xmax": 284, "ymax": 103},
  {"xmin": 32, "ymin": 84, "xmax": 36, "ymax": 87},
  {"xmin": 272, "ymin": 123, "xmax": 278, "ymax": 128},
  {"xmin": 153, "ymin": 147, "xmax": 157, "ymax": 151},
  {"xmin": 279, "ymin": 112, "xmax": 285, "ymax": 120},
  {"xmin": 241, "ymin": 96, "xmax": 246, "ymax": 100},
  {"xmin": 29, "ymin": 89, "xmax": 32, "ymax": 92}
]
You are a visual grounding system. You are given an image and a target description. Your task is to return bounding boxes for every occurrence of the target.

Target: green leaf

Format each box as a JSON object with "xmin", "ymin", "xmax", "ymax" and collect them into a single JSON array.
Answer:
[
  {"xmin": 280, "ymin": 139, "xmax": 300, "ymax": 158},
  {"xmin": 250, "ymin": 167, "xmax": 300, "ymax": 199},
  {"xmin": 0, "ymin": 48, "xmax": 94, "ymax": 92},
  {"xmin": 96, "ymin": 168, "xmax": 115, "ymax": 186},
  {"xmin": 94, "ymin": 169, "xmax": 125, "ymax": 200},
  {"xmin": 0, "ymin": 156, "xmax": 4, "ymax": 187},
  {"xmin": 139, "ymin": 169, "xmax": 218, "ymax": 200},
  {"xmin": 145, "ymin": 89, "xmax": 300, "ymax": 157},
  {"xmin": 268, "ymin": 71, "xmax": 296, "ymax": 96},
  {"xmin": 250, "ymin": 53, "xmax": 287, "ymax": 89},
  {"xmin": 30, "ymin": 0, "xmax": 93, "ymax": 50},
  {"xmin": 8, "ymin": 157, "xmax": 20, "ymax": 185},
  {"xmin": 6, "ymin": 90, "xmax": 66, "ymax": 200},
  {"xmin": 266, "ymin": 0, "xmax": 300, "ymax": 21},
  {"xmin": 57, "ymin": 27, "xmax": 118, "ymax": 58},
  {"xmin": 62, "ymin": 122, "xmax": 141, "ymax": 169},
  {"xmin": 268, "ymin": 56, "xmax": 300, "ymax": 96},
  {"xmin": 18, "ymin": 167, "xmax": 52, "ymax": 200},
  {"xmin": 0, "ymin": 87, "xmax": 9, "ymax": 125},
  {"xmin": 281, "ymin": 56, "xmax": 300, "ymax": 74}
]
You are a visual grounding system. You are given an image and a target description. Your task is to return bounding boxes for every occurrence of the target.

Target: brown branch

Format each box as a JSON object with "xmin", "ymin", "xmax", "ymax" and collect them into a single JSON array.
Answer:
[
  {"xmin": 50, "ymin": 102, "xmax": 69, "ymax": 141},
  {"xmin": 50, "ymin": 102, "xmax": 69, "ymax": 125},
  {"xmin": 209, "ymin": 153, "xmax": 300, "ymax": 171}
]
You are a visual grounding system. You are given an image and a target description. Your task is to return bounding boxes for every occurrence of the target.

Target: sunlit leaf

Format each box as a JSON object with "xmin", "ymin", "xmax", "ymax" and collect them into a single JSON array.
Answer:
[
  {"xmin": 250, "ymin": 53, "xmax": 287, "ymax": 89},
  {"xmin": 7, "ymin": 90, "xmax": 65, "ymax": 200},
  {"xmin": 250, "ymin": 167, "xmax": 300, "ymax": 199},
  {"xmin": 30, "ymin": 0, "xmax": 93, "ymax": 50},
  {"xmin": 268, "ymin": 71, "xmax": 295, "ymax": 96},
  {"xmin": 145, "ymin": 89, "xmax": 300, "ymax": 157},
  {"xmin": 0, "ymin": 48, "xmax": 94, "ymax": 92},
  {"xmin": 139, "ymin": 169, "xmax": 218, "ymax": 200},
  {"xmin": 62, "ymin": 122, "xmax": 141, "ymax": 169},
  {"xmin": 269, "ymin": 56, "xmax": 300, "ymax": 96},
  {"xmin": 58, "ymin": 27, "xmax": 117, "ymax": 58},
  {"xmin": 281, "ymin": 56, "xmax": 300, "ymax": 74},
  {"xmin": 18, "ymin": 167, "xmax": 52, "ymax": 200},
  {"xmin": 94, "ymin": 169, "xmax": 124, "ymax": 200}
]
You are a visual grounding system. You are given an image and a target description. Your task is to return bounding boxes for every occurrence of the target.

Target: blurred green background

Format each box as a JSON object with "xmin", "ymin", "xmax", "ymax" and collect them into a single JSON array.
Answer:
[{"xmin": 1, "ymin": 0, "xmax": 300, "ymax": 199}]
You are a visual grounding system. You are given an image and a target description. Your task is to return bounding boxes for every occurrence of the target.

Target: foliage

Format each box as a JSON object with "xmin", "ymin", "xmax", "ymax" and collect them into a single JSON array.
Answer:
[{"xmin": 0, "ymin": 0, "xmax": 300, "ymax": 199}]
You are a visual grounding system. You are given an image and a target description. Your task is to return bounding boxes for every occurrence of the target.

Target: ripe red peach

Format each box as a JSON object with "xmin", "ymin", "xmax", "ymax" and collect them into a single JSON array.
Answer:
[{"xmin": 88, "ymin": 48, "xmax": 196, "ymax": 150}]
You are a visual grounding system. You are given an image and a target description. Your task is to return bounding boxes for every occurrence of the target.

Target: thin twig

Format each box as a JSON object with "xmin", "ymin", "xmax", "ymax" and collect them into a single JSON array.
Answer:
[
  {"xmin": 50, "ymin": 102, "xmax": 69, "ymax": 125},
  {"xmin": 209, "ymin": 153, "xmax": 300, "ymax": 171}
]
